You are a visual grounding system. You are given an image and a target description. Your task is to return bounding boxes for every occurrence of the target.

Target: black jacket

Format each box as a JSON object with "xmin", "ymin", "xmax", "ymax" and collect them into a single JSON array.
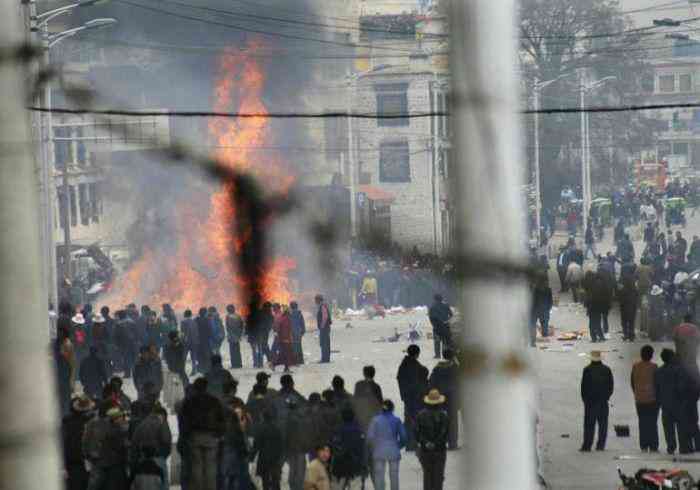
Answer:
[
  {"xmin": 655, "ymin": 362, "xmax": 686, "ymax": 410},
  {"xmin": 62, "ymin": 412, "xmax": 93, "ymax": 465},
  {"xmin": 79, "ymin": 353, "xmax": 108, "ymax": 395},
  {"xmin": 163, "ymin": 340, "xmax": 186, "ymax": 373},
  {"xmin": 134, "ymin": 358, "xmax": 164, "ymax": 395},
  {"xmin": 397, "ymin": 356, "xmax": 429, "ymax": 405},
  {"xmin": 429, "ymin": 360, "xmax": 458, "ymax": 401},
  {"xmin": 415, "ymin": 407, "xmax": 449, "ymax": 451},
  {"xmin": 252, "ymin": 421, "xmax": 285, "ymax": 476},
  {"xmin": 181, "ymin": 391, "xmax": 226, "ymax": 437},
  {"xmin": 580, "ymin": 361, "xmax": 614, "ymax": 404}
]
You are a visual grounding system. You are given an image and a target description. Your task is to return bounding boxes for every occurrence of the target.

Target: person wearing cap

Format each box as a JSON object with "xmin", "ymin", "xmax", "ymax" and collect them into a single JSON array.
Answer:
[
  {"xmin": 579, "ymin": 350, "xmax": 614, "ymax": 452},
  {"xmin": 79, "ymin": 346, "xmax": 108, "ymax": 402},
  {"xmin": 396, "ymin": 345, "xmax": 429, "ymax": 451},
  {"xmin": 428, "ymin": 349, "xmax": 459, "ymax": 450},
  {"xmin": 62, "ymin": 395, "xmax": 95, "ymax": 490},
  {"xmin": 415, "ymin": 389, "xmax": 449, "ymax": 490},
  {"xmin": 315, "ymin": 294, "xmax": 332, "ymax": 363},
  {"xmin": 247, "ymin": 371, "xmax": 277, "ymax": 404}
]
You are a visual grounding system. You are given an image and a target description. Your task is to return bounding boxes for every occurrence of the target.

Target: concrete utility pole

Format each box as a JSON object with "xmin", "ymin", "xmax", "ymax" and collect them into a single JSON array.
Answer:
[
  {"xmin": 0, "ymin": 1, "xmax": 62, "ymax": 488},
  {"xmin": 450, "ymin": 1, "xmax": 535, "ymax": 489}
]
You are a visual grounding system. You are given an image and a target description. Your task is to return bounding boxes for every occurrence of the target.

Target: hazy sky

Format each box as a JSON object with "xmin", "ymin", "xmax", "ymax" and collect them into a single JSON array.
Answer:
[{"xmin": 620, "ymin": 0, "xmax": 695, "ymax": 28}]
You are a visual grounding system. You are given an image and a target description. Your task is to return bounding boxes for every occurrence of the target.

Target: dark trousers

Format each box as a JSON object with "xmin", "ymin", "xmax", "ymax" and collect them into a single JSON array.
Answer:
[
  {"xmin": 661, "ymin": 408, "xmax": 691, "ymax": 453},
  {"xmin": 622, "ymin": 311, "xmax": 637, "ymax": 340},
  {"xmin": 250, "ymin": 341, "xmax": 262, "ymax": 368},
  {"xmin": 404, "ymin": 400, "xmax": 420, "ymax": 450},
  {"xmin": 557, "ymin": 267, "xmax": 568, "ymax": 292},
  {"xmin": 588, "ymin": 311, "xmax": 604, "ymax": 342},
  {"xmin": 418, "ymin": 450, "xmax": 446, "ymax": 490},
  {"xmin": 636, "ymin": 402, "xmax": 659, "ymax": 450},
  {"xmin": 582, "ymin": 401, "xmax": 608, "ymax": 450},
  {"xmin": 602, "ymin": 310, "xmax": 610, "ymax": 334},
  {"xmin": 261, "ymin": 467, "xmax": 282, "ymax": 490},
  {"xmin": 683, "ymin": 396, "xmax": 700, "ymax": 451},
  {"xmin": 66, "ymin": 463, "xmax": 89, "ymax": 490},
  {"xmin": 319, "ymin": 327, "xmax": 331, "ymax": 363},
  {"xmin": 228, "ymin": 341, "xmax": 242, "ymax": 368}
]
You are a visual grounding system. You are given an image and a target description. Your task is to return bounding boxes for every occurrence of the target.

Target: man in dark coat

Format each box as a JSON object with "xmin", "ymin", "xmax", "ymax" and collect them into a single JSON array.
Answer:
[
  {"xmin": 353, "ymin": 365, "xmax": 384, "ymax": 432},
  {"xmin": 397, "ymin": 344, "xmax": 429, "ymax": 451},
  {"xmin": 163, "ymin": 330, "xmax": 188, "ymax": 389},
  {"xmin": 205, "ymin": 354, "xmax": 235, "ymax": 401},
  {"xmin": 133, "ymin": 345, "xmax": 164, "ymax": 402},
  {"xmin": 556, "ymin": 246, "xmax": 571, "ymax": 293},
  {"xmin": 415, "ymin": 389, "xmax": 450, "ymax": 490},
  {"xmin": 196, "ymin": 307, "xmax": 213, "ymax": 374},
  {"xmin": 180, "ymin": 309, "xmax": 199, "ymax": 375},
  {"xmin": 252, "ymin": 409, "xmax": 285, "ymax": 490},
  {"xmin": 113, "ymin": 310, "xmax": 137, "ymax": 378},
  {"xmin": 530, "ymin": 275, "xmax": 553, "ymax": 346},
  {"xmin": 429, "ymin": 349, "xmax": 460, "ymax": 450},
  {"xmin": 289, "ymin": 301, "xmax": 306, "ymax": 365},
  {"xmin": 315, "ymin": 294, "xmax": 332, "ymax": 363},
  {"xmin": 672, "ymin": 315, "xmax": 700, "ymax": 451},
  {"xmin": 225, "ymin": 304, "xmax": 244, "ymax": 369},
  {"xmin": 655, "ymin": 348, "xmax": 691, "ymax": 454},
  {"xmin": 579, "ymin": 350, "xmax": 614, "ymax": 451},
  {"xmin": 619, "ymin": 278, "xmax": 640, "ymax": 342},
  {"xmin": 79, "ymin": 346, "xmax": 108, "ymax": 402},
  {"xmin": 428, "ymin": 294, "xmax": 453, "ymax": 359},
  {"xmin": 62, "ymin": 395, "xmax": 95, "ymax": 490}
]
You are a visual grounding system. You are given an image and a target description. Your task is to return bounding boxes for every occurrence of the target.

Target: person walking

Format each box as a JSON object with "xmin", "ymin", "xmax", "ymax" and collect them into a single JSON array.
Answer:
[
  {"xmin": 530, "ymin": 275, "xmax": 553, "ymax": 346},
  {"xmin": 163, "ymin": 331, "xmax": 188, "ymax": 390},
  {"xmin": 584, "ymin": 220, "xmax": 596, "ymax": 259},
  {"xmin": 62, "ymin": 395, "xmax": 95, "ymax": 490},
  {"xmin": 316, "ymin": 294, "xmax": 332, "ymax": 363},
  {"xmin": 396, "ymin": 345, "xmax": 429, "ymax": 451},
  {"xmin": 579, "ymin": 350, "xmax": 614, "ymax": 452},
  {"xmin": 655, "ymin": 348, "xmax": 691, "ymax": 454},
  {"xmin": 131, "ymin": 404, "xmax": 172, "ymax": 490},
  {"xmin": 225, "ymin": 304, "xmax": 244, "ymax": 369},
  {"xmin": 367, "ymin": 399, "xmax": 407, "ymax": 490},
  {"xmin": 133, "ymin": 345, "xmax": 164, "ymax": 402},
  {"xmin": 556, "ymin": 246, "xmax": 571, "ymax": 293},
  {"xmin": 631, "ymin": 345, "xmax": 659, "ymax": 452},
  {"xmin": 79, "ymin": 346, "xmax": 108, "ymax": 402},
  {"xmin": 415, "ymin": 389, "xmax": 450, "ymax": 490},
  {"xmin": 429, "ymin": 349, "xmax": 459, "ymax": 450}
]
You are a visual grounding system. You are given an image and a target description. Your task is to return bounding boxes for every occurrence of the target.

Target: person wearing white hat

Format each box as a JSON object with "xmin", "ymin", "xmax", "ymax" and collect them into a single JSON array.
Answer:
[
  {"xmin": 415, "ymin": 389, "xmax": 449, "ymax": 490},
  {"xmin": 580, "ymin": 350, "xmax": 614, "ymax": 452}
]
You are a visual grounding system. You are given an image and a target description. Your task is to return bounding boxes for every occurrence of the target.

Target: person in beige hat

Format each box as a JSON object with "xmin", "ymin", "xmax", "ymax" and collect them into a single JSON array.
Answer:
[
  {"xmin": 580, "ymin": 350, "xmax": 614, "ymax": 452},
  {"xmin": 415, "ymin": 389, "xmax": 450, "ymax": 490}
]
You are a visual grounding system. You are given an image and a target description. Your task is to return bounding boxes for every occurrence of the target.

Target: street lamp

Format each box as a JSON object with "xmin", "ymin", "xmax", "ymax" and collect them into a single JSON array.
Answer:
[
  {"xmin": 532, "ymin": 73, "xmax": 569, "ymax": 245},
  {"xmin": 580, "ymin": 75, "xmax": 616, "ymax": 229},
  {"xmin": 40, "ymin": 16, "xmax": 116, "ymax": 305}
]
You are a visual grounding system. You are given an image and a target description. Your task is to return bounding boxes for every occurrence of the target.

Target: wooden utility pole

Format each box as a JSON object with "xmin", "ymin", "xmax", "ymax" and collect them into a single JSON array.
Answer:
[
  {"xmin": 0, "ymin": 2, "xmax": 62, "ymax": 488},
  {"xmin": 450, "ymin": 1, "xmax": 536, "ymax": 489}
]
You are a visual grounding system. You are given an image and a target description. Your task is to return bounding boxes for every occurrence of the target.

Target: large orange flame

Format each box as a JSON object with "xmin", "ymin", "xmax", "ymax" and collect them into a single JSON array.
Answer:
[{"xmin": 101, "ymin": 45, "xmax": 297, "ymax": 312}]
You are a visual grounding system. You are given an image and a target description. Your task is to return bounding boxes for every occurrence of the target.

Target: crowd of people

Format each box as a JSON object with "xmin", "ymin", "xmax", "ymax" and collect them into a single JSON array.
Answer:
[{"xmin": 55, "ymin": 292, "xmax": 460, "ymax": 490}]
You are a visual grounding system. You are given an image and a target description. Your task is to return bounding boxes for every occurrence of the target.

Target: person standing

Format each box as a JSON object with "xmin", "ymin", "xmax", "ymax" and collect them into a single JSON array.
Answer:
[
  {"xmin": 429, "ymin": 349, "xmax": 459, "ymax": 450},
  {"xmin": 556, "ymin": 246, "xmax": 571, "ymax": 293},
  {"xmin": 672, "ymin": 315, "xmax": 700, "ymax": 451},
  {"xmin": 304, "ymin": 445, "xmax": 332, "ymax": 490},
  {"xmin": 565, "ymin": 260, "xmax": 584, "ymax": 303},
  {"xmin": 316, "ymin": 294, "xmax": 332, "ymax": 363},
  {"xmin": 62, "ymin": 395, "xmax": 95, "ymax": 490},
  {"xmin": 530, "ymin": 275, "xmax": 553, "ymax": 346},
  {"xmin": 396, "ymin": 345, "xmax": 429, "ymax": 451},
  {"xmin": 79, "ymin": 346, "xmax": 108, "ymax": 402},
  {"xmin": 353, "ymin": 365, "xmax": 384, "ymax": 433},
  {"xmin": 180, "ymin": 309, "xmax": 199, "ymax": 376},
  {"xmin": 273, "ymin": 307, "xmax": 296, "ymax": 372},
  {"xmin": 655, "ymin": 348, "xmax": 691, "ymax": 454},
  {"xmin": 180, "ymin": 378, "xmax": 226, "ymax": 490},
  {"xmin": 225, "ymin": 304, "xmax": 244, "ymax": 369},
  {"xmin": 619, "ymin": 278, "xmax": 640, "ymax": 342},
  {"xmin": 252, "ymin": 409, "xmax": 285, "ymax": 490},
  {"xmin": 163, "ymin": 331, "xmax": 189, "ymax": 391},
  {"xmin": 289, "ymin": 301, "xmax": 306, "ymax": 365},
  {"xmin": 205, "ymin": 354, "xmax": 235, "ymax": 401},
  {"xmin": 329, "ymin": 407, "xmax": 367, "ymax": 490},
  {"xmin": 428, "ymin": 294, "xmax": 453, "ymax": 359},
  {"xmin": 415, "ymin": 389, "xmax": 450, "ymax": 490},
  {"xmin": 133, "ymin": 346, "xmax": 163, "ymax": 402},
  {"xmin": 579, "ymin": 350, "xmax": 614, "ymax": 452},
  {"xmin": 631, "ymin": 345, "xmax": 659, "ymax": 452},
  {"xmin": 131, "ymin": 404, "xmax": 172, "ymax": 490},
  {"xmin": 196, "ymin": 308, "xmax": 213, "ymax": 374},
  {"xmin": 584, "ymin": 220, "xmax": 596, "ymax": 259},
  {"xmin": 367, "ymin": 400, "xmax": 407, "ymax": 490}
]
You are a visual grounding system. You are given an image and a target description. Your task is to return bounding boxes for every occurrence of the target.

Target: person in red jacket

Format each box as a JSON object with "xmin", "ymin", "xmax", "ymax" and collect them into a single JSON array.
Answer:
[{"xmin": 273, "ymin": 307, "xmax": 295, "ymax": 372}]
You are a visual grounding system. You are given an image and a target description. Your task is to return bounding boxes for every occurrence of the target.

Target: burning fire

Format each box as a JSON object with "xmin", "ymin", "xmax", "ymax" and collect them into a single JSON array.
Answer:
[{"xmin": 102, "ymin": 45, "xmax": 297, "ymax": 311}]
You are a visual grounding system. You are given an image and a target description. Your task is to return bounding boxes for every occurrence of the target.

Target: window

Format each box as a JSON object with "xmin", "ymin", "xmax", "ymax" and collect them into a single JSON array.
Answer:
[
  {"xmin": 680, "ymin": 74, "xmax": 693, "ymax": 92},
  {"xmin": 79, "ymin": 184, "xmax": 89, "ymax": 226},
  {"xmin": 376, "ymin": 83, "xmax": 409, "ymax": 127},
  {"xmin": 54, "ymin": 127, "xmax": 72, "ymax": 169},
  {"xmin": 673, "ymin": 142, "xmax": 689, "ymax": 155},
  {"xmin": 659, "ymin": 75, "xmax": 675, "ymax": 93},
  {"xmin": 75, "ymin": 127, "xmax": 87, "ymax": 166},
  {"xmin": 379, "ymin": 140, "xmax": 410, "ymax": 182},
  {"xmin": 89, "ymin": 182, "xmax": 101, "ymax": 223},
  {"xmin": 69, "ymin": 185, "xmax": 77, "ymax": 227}
]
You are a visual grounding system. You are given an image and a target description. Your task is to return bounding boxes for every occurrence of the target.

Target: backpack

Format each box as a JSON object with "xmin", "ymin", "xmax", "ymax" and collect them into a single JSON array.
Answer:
[{"xmin": 330, "ymin": 426, "xmax": 366, "ymax": 480}]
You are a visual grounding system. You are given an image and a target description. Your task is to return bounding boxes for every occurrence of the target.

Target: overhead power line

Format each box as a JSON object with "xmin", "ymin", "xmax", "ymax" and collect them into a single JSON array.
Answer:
[{"xmin": 27, "ymin": 101, "xmax": 700, "ymax": 118}]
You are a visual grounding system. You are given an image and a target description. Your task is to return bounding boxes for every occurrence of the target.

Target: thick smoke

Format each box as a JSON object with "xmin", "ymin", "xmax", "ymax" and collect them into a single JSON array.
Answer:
[{"xmin": 62, "ymin": 0, "xmax": 347, "ymax": 305}]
